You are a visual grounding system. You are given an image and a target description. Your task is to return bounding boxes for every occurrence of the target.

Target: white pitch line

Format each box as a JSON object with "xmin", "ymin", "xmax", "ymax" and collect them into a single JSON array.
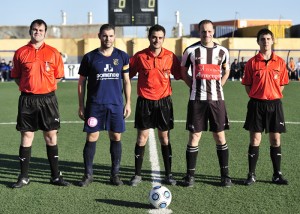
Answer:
[
  {"xmin": 148, "ymin": 209, "xmax": 173, "ymax": 214},
  {"xmin": 148, "ymin": 128, "xmax": 162, "ymax": 186},
  {"xmin": 148, "ymin": 128, "xmax": 173, "ymax": 214},
  {"xmin": 1, "ymin": 120, "xmax": 300, "ymax": 125},
  {"xmin": 172, "ymin": 120, "xmax": 300, "ymax": 125}
]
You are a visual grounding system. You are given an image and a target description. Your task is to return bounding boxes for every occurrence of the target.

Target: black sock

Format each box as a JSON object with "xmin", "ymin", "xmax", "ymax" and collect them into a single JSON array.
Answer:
[
  {"xmin": 161, "ymin": 144, "xmax": 172, "ymax": 176},
  {"xmin": 46, "ymin": 145, "xmax": 59, "ymax": 178},
  {"xmin": 19, "ymin": 146, "xmax": 31, "ymax": 178},
  {"xmin": 248, "ymin": 145, "xmax": 259, "ymax": 174},
  {"xmin": 134, "ymin": 144, "xmax": 145, "ymax": 176},
  {"xmin": 270, "ymin": 146, "xmax": 282, "ymax": 175},
  {"xmin": 216, "ymin": 143, "xmax": 229, "ymax": 177},
  {"xmin": 83, "ymin": 141, "xmax": 96, "ymax": 175},
  {"xmin": 186, "ymin": 145, "xmax": 198, "ymax": 176},
  {"xmin": 110, "ymin": 140, "xmax": 122, "ymax": 176}
]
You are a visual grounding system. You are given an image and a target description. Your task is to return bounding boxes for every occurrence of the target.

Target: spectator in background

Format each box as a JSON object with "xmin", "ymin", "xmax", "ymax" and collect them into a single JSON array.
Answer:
[
  {"xmin": 296, "ymin": 57, "xmax": 300, "ymax": 81},
  {"xmin": 287, "ymin": 57, "xmax": 295, "ymax": 80},
  {"xmin": 239, "ymin": 57, "xmax": 247, "ymax": 80},
  {"xmin": 0, "ymin": 58, "xmax": 8, "ymax": 82},
  {"xmin": 7, "ymin": 60, "xmax": 13, "ymax": 81},
  {"xmin": 230, "ymin": 58, "xmax": 240, "ymax": 81}
]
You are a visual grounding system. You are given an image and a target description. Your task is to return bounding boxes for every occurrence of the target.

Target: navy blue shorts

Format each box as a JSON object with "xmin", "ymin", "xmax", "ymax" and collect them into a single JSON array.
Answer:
[
  {"xmin": 84, "ymin": 103, "xmax": 125, "ymax": 133},
  {"xmin": 16, "ymin": 92, "xmax": 60, "ymax": 132},
  {"xmin": 243, "ymin": 98, "xmax": 286, "ymax": 133},
  {"xmin": 186, "ymin": 100, "xmax": 229, "ymax": 133}
]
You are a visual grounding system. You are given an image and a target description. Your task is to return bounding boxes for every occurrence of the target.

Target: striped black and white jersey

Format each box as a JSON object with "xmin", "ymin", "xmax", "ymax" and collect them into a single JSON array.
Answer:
[{"xmin": 181, "ymin": 41, "xmax": 230, "ymax": 101}]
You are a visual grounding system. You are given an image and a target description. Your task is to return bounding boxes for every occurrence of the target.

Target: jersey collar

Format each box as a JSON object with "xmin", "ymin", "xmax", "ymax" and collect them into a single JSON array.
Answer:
[
  {"xmin": 146, "ymin": 47, "xmax": 165, "ymax": 58},
  {"xmin": 256, "ymin": 52, "xmax": 279, "ymax": 62},
  {"xmin": 27, "ymin": 41, "xmax": 45, "ymax": 50},
  {"xmin": 200, "ymin": 42, "xmax": 218, "ymax": 48}
]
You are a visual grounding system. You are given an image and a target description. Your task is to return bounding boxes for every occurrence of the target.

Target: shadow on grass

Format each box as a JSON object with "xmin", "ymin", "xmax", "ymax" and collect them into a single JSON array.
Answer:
[
  {"xmin": 96, "ymin": 199, "xmax": 151, "ymax": 209},
  {"xmin": 0, "ymin": 153, "xmax": 155, "ymax": 188},
  {"xmin": 1, "ymin": 153, "xmax": 263, "ymax": 188},
  {"xmin": 173, "ymin": 172, "xmax": 273, "ymax": 187},
  {"xmin": 173, "ymin": 173, "xmax": 226, "ymax": 187}
]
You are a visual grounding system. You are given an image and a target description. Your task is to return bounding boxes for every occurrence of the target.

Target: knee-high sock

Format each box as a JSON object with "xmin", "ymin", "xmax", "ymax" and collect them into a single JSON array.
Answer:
[
  {"xmin": 46, "ymin": 145, "xmax": 60, "ymax": 178},
  {"xmin": 186, "ymin": 145, "xmax": 198, "ymax": 176},
  {"xmin": 19, "ymin": 146, "xmax": 31, "ymax": 178},
  {"xmin": 134, "ymin": 144, "xmax": 145, "ymax": 176},
  {"xmin": 216, "ymin": 143, "xmax": 229, "ymax": 177},
  {"xmin": 270, "ymin": 146, "xmax": 282, "ymax": 175},
  {"xmin": 110, "ymin": 140, "xmax": 122, "ymax": 176},
  {"xmin": 83, "ymin": 141, "xmax": 96, "ymax": 175},
  {"xmin": 248, "ymin": 145, "xmax": 259, "ymax": 174},
  {"xmin": 161, "ymin": 144, "xmax": 172, "ymax": 176}
]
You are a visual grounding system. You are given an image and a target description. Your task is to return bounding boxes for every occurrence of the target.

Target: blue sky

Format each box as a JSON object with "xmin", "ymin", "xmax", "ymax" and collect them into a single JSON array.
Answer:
[{"xmin": 1, "ymin": 0, "xmax": 299, "ymax": 37}]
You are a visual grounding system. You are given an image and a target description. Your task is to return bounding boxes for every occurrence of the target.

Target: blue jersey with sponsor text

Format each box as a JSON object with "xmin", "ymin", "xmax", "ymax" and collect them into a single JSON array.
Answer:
[{"xmin": 78, "ymin": 48, "xmax": 129, "ymax": 105}]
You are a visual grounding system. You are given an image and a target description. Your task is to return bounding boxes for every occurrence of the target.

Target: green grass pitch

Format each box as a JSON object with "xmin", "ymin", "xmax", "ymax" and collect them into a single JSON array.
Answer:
[{"xmin": 0, "ymin": 80, "xmax": 299, "ymax": 213}]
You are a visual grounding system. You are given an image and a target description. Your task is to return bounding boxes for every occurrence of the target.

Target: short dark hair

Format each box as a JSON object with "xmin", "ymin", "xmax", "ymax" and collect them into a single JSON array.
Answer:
[
  {"xmin": 256, "ymin": 28, "xmax": 274, "ymax": 43},
  {"xmin": 148, "ymin": 24, "xmax": 166, "ymax": 38},
  {"xmin": 198, "ymin": 19, "xmax": 213, "ymax": 30},
  {"xmin": 30, "ymin": 19, "xmax": 47, "ymax": 32},
  {"xmin": 99, "ymin": 24, "xmax": 115, "ymax": 34}
]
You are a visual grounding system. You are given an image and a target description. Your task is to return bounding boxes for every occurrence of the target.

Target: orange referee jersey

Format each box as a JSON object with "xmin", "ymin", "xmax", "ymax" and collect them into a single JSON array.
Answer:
[
  {"xmin": 11, "ymin": 42, "xmax": 64, "ymax": 94},
  {"xmin": 242, "ymin": 52, "xmax": 289, "ymax": 100},
  {"xmin": 129, "ymin": 48, "xmax": 181, "ymax": 100}
]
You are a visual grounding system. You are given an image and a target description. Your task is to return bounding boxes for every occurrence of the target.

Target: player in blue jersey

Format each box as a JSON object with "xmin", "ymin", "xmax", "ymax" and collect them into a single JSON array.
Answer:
[{"xmin": 77, "ymin": 24, "xmax": 131, "ymax": 186}]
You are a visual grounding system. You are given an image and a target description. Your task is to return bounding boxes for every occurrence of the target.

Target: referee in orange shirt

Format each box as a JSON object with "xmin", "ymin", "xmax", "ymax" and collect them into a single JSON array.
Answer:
[
  {"xmin": 10, "ymin": 19, "xmax": 69, "ymax": 188},
  {"xmin": 129, "ymin": 24, "xmax": 181, "ymax": 186},
  {"xmin": 242, "ymin": 28, "xmax": 289, "ymax": 185}
]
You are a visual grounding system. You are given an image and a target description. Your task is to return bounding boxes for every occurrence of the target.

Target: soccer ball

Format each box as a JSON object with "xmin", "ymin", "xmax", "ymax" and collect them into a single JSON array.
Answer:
[{"xmin": 149, "ymin": 185, "xmax": 172, "ymax": 209}]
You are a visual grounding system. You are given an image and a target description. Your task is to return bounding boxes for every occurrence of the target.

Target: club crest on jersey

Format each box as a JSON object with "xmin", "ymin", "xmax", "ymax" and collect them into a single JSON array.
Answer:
[
  {"xmin": 113, "ymin": 59, "xmax": 119, "ymax": 65},
  {"xmin": 87, "ymin": 117, "xmax": 98, "ymax": 127}
]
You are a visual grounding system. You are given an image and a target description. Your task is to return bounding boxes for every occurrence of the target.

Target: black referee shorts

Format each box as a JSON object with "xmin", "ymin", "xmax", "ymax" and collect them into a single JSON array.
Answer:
[
  {"xmin": 243, "ymin": 98, "xmax": 286, "ymax": 133},
  {"xmin": 134, "ymin": 96, "xmax": 174, "ymax": 131},
  {"xmin": 16, "ymin": 92, "xmax": 60, "ymax": 132}
]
